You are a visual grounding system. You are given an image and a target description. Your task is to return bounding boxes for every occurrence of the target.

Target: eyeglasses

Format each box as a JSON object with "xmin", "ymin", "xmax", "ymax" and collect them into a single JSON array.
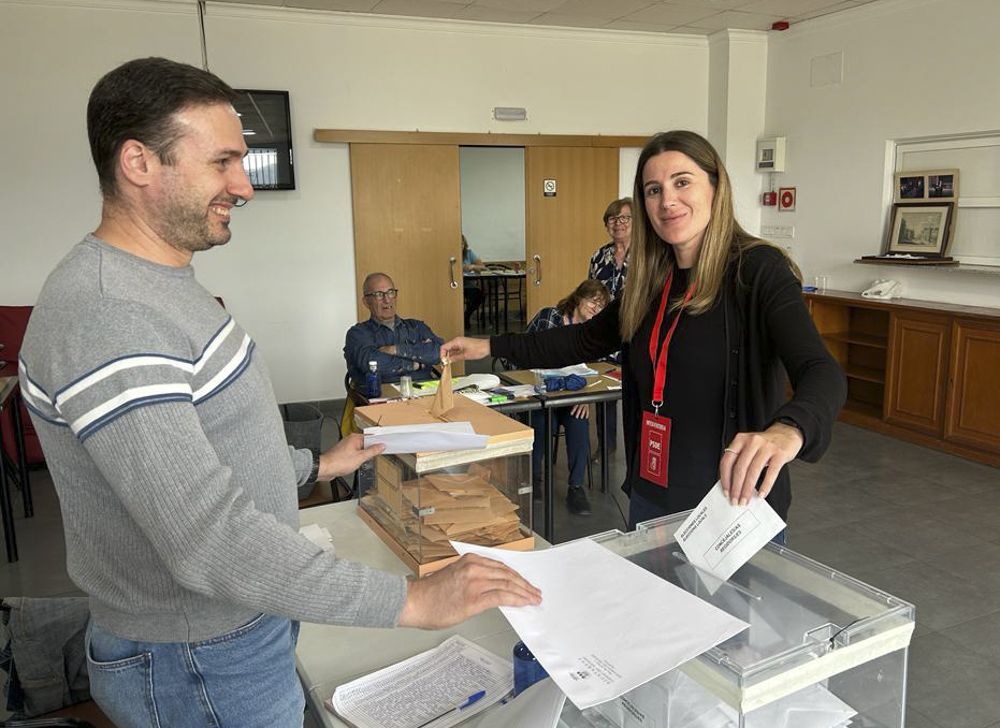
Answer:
[
  {"xmin": 364, "ymin": 289, "xmax": 398, "ymax": 300},
  {"xmin": 607, "ymin": 215, "xmax": 632, "ymax": 226},
  {"xmin": 584, "ymin": 298, "xmax": 606, "ymax": 312}
]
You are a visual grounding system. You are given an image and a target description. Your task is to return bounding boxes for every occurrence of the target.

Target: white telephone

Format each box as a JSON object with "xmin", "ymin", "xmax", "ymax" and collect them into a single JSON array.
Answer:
[{"xmin": 861, "ymin": 279, "xmax": 902, "ymax": 300}]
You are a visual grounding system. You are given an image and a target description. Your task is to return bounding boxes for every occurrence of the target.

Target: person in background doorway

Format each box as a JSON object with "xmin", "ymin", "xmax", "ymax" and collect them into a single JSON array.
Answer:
[
  {"xmin": 441, "ymin": 130, "xmax": 846, "ymax": 533},
  {"xmin": 461, "ymin": 234, "xmax": 486, "ymax": 327},
  {"xmin": 518, "ymin": 279, "xmax": 612, "ymax": 516}
]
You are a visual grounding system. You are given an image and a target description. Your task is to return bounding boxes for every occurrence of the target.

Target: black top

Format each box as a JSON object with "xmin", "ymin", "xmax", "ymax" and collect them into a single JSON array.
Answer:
[{"xmin": 491, "ymin": 244, "xmax": 847, "ymax": 520}]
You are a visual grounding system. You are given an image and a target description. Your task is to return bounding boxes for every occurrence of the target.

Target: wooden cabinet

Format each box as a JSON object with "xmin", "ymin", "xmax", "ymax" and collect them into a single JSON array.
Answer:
[
  {"xmin": 885, "ymin": 312, "xmax": 950, "ymax": 436},
  {"xmin": 807, "ymin": 291, "xmax": 1000, "ymax": 468},
  {"xmin": 945, "ymin": 320, "xmax": 1000, "ymax": 452}
]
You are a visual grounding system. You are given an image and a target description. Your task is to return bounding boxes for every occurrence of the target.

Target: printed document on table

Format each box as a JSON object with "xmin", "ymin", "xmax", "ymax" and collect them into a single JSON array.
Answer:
[
  {"xmin": 675, "ymin": 481, "xmax": 785, "ymax": 582},
  {"xmin": 451, "ymin": 539, "xmax": 748, "ymax": 710},
  {"xmin": 363, "ymin": 422, "xmax": 488, "ymax": 454},
  {"xmin": 328, "ymin": 635, "xmax": 511, "ymax": 728}
]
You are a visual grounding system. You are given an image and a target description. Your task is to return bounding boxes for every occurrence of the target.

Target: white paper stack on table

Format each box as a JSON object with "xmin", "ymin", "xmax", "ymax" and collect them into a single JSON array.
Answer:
[
  {"xmin": 328, "ymin": 635, "xmax": 512, "ymax": 728},
  {"xmin": 451, "ymin": 537, "xmax": 748, "ymax": 710}
]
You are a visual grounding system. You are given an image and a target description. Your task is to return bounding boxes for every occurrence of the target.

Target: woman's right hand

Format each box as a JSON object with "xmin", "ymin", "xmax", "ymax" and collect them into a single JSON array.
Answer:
[{"xmin": 440, "ymin": 336, "xmax": 490, "ymax": 363}]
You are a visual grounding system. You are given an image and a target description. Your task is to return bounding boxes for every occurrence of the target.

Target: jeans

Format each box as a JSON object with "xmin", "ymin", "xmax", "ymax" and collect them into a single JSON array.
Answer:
[
  {"xmin": 531, "ymin": 408, "xmax": 590, "ymax": 487},
  {"xmin": 86, "ymin": 613, "xmax": 303, "ymax": 728}
]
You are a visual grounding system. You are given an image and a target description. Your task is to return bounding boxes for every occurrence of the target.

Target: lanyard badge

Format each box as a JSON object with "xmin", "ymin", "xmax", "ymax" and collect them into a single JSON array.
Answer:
[{"xmin": 639, "ymin": 271, "xmax": 693, "ymax": 488}]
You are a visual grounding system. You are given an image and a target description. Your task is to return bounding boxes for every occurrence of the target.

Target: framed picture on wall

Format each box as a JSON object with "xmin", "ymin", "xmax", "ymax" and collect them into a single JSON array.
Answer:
[
  {"xmin": 886, "ymin": 203, "xmax": 954, "ymax": 256},
  {"xmin": 893, "ymin": 169, "xmax": 959, "ymax": 202}
]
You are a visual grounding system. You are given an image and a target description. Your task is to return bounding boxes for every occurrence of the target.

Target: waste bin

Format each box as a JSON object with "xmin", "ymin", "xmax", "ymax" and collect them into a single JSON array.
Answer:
[{"xmin": 280, "ymin": 403, "xmax": 324, "ymax": 499}]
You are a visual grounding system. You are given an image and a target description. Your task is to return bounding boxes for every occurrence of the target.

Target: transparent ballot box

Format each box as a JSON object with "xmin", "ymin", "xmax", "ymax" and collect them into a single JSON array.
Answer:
[
  {"xmin": 353, "ymin": 398, "xmax": 535, "ymax": 575},
  {"xmin": 561, "ymin": 513, "xmax": 915, "ymax": 728}
]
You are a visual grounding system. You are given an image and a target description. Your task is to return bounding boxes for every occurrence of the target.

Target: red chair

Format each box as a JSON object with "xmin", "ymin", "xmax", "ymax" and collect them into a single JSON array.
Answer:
[{"xmin": 0, "ymin": 306, "xmax": 44, "ymax": 471}]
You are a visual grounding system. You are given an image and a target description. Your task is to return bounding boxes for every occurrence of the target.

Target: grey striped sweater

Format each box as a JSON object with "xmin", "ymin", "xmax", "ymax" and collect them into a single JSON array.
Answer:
[{"xmin": 20, "ymin": 235, "xmax": 406, "ymax": 642}]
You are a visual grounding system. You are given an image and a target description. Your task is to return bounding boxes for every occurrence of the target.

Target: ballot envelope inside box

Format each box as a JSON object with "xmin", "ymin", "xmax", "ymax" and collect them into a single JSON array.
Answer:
[
  {"xmin": 557, "ymin": 513, "xmax": 915, "ymax": 728},
  {"xmin": 353, "ymin": 397, "xmax": 535, "ymax": 576}
]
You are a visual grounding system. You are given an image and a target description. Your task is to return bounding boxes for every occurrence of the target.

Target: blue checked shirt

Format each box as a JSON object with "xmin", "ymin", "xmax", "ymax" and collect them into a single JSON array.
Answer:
[{"xmin": 344, "ymin": 316, "xmax": 443, "ymax": 386}]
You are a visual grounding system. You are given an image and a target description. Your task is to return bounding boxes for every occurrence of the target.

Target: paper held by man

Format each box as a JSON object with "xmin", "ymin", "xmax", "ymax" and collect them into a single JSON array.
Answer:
[{"xmin": 451, "ymin": 538, "xmax": 749, "ymax": 710}]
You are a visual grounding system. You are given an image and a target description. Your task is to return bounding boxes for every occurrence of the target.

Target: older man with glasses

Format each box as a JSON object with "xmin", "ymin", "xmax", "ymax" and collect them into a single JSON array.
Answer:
[{"xmin": 344, "ymin": 272, "xmax": 444, "ymax": 388}]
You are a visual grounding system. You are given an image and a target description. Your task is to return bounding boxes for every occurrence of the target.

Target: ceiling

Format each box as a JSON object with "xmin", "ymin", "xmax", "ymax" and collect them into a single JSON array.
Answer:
[{"xmin": 205, "ymin": 0, "xmax": 878, "ymax": 35}]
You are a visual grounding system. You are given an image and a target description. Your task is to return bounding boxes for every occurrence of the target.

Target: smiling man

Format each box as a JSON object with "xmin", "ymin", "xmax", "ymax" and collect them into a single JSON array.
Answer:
[{"xmin": 19, "ymin": 58, "xmax": 539, "ymax": 728}]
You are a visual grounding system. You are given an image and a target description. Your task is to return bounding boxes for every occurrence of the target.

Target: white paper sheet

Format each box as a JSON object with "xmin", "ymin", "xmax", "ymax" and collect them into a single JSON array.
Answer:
[
  {"xmin": 329, "ymin": 635, "xmax": 512, "ymax": 728},
  {"xmin": 475, "ymin": 679, "xmax": 566, "ymax": 728},
  {"xmin": 451, "ymin": 538, "xmax": 748, "ymax": 710},
  {"xmin": 533, "ymin": 364, "xmax": 599, "ymax": 377},
  {"xmin": 298, "ymin": 524, "xmax": 334, "ymax": 551},
  {"xmin": 675, "ymin": 482, "xmax": 785, "ymax": 582},
  {"xmin": 363, "ymin": 422, "xmax": 488, "ymax": 454}
]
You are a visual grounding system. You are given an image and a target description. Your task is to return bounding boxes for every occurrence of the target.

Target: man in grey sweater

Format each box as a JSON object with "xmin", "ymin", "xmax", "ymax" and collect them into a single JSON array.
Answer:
[{"xmin": 20, "ymin": 57, "xmax": 540, "ymax": 728}]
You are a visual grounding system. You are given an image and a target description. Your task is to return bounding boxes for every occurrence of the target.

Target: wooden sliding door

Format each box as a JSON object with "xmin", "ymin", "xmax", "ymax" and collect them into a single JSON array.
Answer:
[
  {"xmin": 524, "ymin": 147, "xmax": 619, "ymax": 318},
  {"xmin": 349, "ymin": 144, "xmax": 463, "ymax": 347}
]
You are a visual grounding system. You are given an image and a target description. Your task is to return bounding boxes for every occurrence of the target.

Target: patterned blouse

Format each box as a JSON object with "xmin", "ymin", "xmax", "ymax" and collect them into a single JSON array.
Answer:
[{"xmin": 588, "ymin": 241, "xmax": 628, "ymax": 300}]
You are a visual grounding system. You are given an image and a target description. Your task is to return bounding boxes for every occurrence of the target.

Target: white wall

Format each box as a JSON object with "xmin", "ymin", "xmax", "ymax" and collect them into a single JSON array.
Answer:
[
  {"xmin": 763, "ymin": 0, "xmax": 1000, "ymax": 307},
  {"xmin": 460, "ymin": 147, "xmax": 525, "ymax": 263},
  {"xmin": 1, "ymin": 0, "xmax": 709, "ymax": 401}
]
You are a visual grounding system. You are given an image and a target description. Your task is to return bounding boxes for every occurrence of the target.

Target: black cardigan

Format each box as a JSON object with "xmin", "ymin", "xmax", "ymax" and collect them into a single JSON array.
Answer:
[{"xmin": 491, "ymin": 245, "xmax": 847, "ymax": 520}]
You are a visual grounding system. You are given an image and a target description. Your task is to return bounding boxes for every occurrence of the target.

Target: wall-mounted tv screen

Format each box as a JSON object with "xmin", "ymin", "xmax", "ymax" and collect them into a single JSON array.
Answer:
[{"xmin": 232, "ymin": 89, "xmax": 296, "ymax": 190}]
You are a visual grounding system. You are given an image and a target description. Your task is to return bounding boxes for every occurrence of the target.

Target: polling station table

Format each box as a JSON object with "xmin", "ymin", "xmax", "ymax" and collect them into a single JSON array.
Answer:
[
  {"xmin": 499, "ymin": 363, "xmax": 622, "ymax": 541},
  {"xmin": 296, "ymin": 502, "xmax": 915, "ymax": 728}
]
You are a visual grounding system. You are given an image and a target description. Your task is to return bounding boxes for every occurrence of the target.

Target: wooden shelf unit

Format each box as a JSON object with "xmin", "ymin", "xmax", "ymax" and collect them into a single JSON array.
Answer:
[{"xmin": 806, "ymin": 290, "xmax": 1000, "ymax": 469}]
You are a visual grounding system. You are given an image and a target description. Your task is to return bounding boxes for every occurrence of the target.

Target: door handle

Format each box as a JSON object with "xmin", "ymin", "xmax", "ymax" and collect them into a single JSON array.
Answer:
[
  {"xmin": 449, "ymin": 257, "xmax": 459, "ymax": 289},
  {"xmin": 532, "ymin": 254, "xmax": 542, "ymax": 286}
]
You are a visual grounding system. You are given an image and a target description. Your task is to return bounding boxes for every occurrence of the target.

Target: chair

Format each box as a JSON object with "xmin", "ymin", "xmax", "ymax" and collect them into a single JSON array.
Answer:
[{"xmin": 0, "ymin": 307, "xmax": 45, "ymax": 470}]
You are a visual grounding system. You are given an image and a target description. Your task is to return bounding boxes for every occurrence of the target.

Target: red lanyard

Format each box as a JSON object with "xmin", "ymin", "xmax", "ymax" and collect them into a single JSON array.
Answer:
[{"xmin": 648, "ymin": 271, "xmax": 694, "ymax": 414}]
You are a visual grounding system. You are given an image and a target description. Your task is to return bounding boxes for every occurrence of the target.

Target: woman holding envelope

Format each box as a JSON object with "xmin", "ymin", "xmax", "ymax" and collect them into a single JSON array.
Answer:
[{"xmin": 441, "ymin": 131, "xmax": 845, "ymax": 530}]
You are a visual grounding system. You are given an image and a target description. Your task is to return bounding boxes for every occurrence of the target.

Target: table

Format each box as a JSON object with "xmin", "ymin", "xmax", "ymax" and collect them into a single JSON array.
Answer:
[
  {"xmin": 498, "ymin": 363, "xmax": 622, "ymax": 542},
  {"xmin": 463, "ymin": 270, "xmax": 526, "ymax": 333},
  {"xmin": 0, "ymin": 375, "xmax": 31, "ymax": 562},
  {"xmin": 296, "ymin": 501, "xmax": 546, "ymax": 727}
]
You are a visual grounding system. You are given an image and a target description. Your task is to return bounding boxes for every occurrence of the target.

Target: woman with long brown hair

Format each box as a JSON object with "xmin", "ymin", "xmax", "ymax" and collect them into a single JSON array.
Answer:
[{"xmin": 442, "ymin": 131, "xmax": 845, "ymax": 530}]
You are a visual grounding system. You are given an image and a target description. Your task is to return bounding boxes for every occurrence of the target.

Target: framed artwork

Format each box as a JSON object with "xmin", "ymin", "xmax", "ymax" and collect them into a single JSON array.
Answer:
[
  {"xmin": 894, "ymin": 169, "xmax": 959, "ymax": 202},
  {"xmin": 886, "ymin": 203, "xmax": 954, "ymax": 257}
]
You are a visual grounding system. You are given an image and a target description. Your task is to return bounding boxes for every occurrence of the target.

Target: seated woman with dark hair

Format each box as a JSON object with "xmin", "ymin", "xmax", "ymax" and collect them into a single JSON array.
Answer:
[{"xmin": 521, "ymin": 279, "xmax": 611, "ymax": 516}]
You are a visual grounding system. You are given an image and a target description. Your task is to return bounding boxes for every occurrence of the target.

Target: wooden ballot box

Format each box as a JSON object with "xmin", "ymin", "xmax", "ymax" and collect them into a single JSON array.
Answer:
[{"xmin": 353, "ymin": 397, "xmax": 535, "ymax": 575}]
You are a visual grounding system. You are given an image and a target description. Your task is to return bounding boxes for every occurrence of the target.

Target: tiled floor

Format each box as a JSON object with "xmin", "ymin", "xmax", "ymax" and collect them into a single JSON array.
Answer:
[{"xmin": 2, "ymin": 419, "xmax": 998, "ymax": 727}]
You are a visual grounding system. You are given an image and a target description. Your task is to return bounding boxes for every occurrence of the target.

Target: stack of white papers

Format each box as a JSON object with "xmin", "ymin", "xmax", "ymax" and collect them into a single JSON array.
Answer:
[
  {"xmin": 363, "ymin": 422, "xmax": 488, "ymax": 454},
  {"xmin": 532, "ymin": 364, "xmax": 599, "ymax": 377},
  {"xmin": 451, "ymin": 538, "xmax": 748, "ymax": 710},
  {"xmin": 329, "ymin": 635, "xmax": 511, "ymax": 728}
]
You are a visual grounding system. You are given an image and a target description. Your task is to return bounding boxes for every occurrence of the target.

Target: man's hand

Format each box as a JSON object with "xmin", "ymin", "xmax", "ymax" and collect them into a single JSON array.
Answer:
[
  {"xmin": 378, "ymin": 345, "xmax": 397, "ymax": 355},
  {"xmin": 397, "ymin": 553, "xmax": 542, "ymax": 629},
  {"xmin": 440, "ymin": 337, "xmax": 490, "ymax": 364},
  {"xmin": 318, "ymin": 433, "xmax": 384, "ymax": 480},
  {"xmin": 570, "ymin": 404, "xmax": 589, "ymax": 419},
  {"xmin": 719, "ymin": 422, "xmax": 803, "ymax": 506}
]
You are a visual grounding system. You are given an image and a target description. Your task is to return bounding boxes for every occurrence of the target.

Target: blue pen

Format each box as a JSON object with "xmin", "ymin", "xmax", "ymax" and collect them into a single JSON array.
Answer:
[{"xmin": 414, "ymin": 690, "xmax": 487, "ymax": 728}]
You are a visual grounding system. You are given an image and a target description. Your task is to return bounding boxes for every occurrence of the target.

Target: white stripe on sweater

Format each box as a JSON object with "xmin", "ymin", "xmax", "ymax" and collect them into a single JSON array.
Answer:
[
  {"xmin": 193, "ymin": 334, "xmax": 252, "ymax": 402},
  {"xmin": 70, "ymin": 383, "xmax": 193, "ymax": 434}
]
